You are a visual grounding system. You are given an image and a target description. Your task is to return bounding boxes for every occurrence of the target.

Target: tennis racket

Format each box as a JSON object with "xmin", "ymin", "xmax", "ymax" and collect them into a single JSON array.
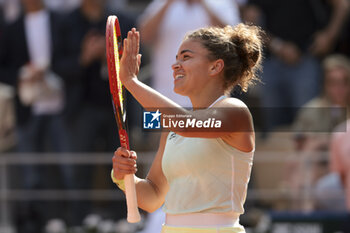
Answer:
[{"xmin": 106, "ymin": 15, "xmax": 141, "ymax": 223}]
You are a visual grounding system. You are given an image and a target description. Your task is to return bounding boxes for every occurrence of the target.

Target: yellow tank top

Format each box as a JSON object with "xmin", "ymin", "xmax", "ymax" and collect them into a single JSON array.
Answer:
[{"xmin": 162, "ymin": 133, "xmax": 254, "ymax": 215}]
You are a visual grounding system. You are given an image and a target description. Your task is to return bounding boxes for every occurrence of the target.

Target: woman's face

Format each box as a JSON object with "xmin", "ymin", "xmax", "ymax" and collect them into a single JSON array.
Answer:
[
  {"xmin": 171, "ymin": 39, "xmax": 214, "ymax": 96},
  {"xmin": 324, "ymin": 67, "xmax": 350, "ymax": 106}
]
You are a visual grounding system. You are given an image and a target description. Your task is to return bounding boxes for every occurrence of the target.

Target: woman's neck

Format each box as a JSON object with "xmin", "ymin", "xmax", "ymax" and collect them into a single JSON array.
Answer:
[{"xmin": 190, "ymin": 90, "xmax": 226, "ymax": 109}]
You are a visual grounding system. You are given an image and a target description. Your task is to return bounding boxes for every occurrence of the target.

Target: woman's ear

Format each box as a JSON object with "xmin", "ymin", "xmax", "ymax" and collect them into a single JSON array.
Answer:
[{"xmin": 209, "ymin": 59, "xmax": 224, "ymax": 76}]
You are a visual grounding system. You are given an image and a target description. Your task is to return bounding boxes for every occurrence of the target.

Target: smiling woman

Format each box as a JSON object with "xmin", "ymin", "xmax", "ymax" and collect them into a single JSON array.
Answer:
[{"xmin": 112, "ymin": 23, "xmax": 264, "ymax": 232}]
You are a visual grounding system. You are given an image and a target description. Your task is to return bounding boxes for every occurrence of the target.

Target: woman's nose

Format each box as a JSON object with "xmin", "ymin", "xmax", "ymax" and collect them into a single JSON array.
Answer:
[{"xmin": 172, "ymin": 62, "xmax": 180, "ymax": 70}]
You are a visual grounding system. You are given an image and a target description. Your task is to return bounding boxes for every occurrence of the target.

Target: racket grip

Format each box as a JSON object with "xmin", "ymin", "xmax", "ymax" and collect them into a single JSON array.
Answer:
[{"xmin": 124, "ymin": 174, "xmax": 141, "ymax": 223}]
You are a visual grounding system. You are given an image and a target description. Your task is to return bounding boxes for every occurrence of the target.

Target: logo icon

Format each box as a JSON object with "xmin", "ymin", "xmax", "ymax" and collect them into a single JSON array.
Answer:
[{"xmin": 143, "ymin": 110, "xmax": 162, "ymax": 129}]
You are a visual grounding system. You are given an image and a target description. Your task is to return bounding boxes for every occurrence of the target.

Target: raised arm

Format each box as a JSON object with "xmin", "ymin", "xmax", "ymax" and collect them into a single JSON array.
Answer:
[{"xmin": 120, "ymin": 28, "xmax": 254, "ymax": 139}]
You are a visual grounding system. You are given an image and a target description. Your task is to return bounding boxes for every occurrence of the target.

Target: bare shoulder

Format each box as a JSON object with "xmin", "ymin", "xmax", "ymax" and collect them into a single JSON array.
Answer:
[
  {"xmin": 215, "ymin": 98, "xmax": 255, "ymax": 152},
  {"xmin": 213, "ymin": 97, "xmax": 252, "ymax": 120}
]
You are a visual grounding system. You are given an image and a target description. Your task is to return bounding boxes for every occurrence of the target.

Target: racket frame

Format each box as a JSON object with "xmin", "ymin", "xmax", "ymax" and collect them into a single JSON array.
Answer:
[{"xmin": 106, "ymin": 15, "xmax": 141, "ymax": 223}]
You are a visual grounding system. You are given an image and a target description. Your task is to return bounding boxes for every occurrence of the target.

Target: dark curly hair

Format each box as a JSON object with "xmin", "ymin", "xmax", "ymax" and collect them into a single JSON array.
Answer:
[{"xmin": 184, "ymin": 23, "xmax": 264, "ymax": 93}]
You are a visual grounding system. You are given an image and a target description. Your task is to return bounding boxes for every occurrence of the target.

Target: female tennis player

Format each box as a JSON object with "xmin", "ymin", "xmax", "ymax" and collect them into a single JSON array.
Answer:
[{"xmin": 112, "ymin": 23, "xmax": 263, "ymax": 232}]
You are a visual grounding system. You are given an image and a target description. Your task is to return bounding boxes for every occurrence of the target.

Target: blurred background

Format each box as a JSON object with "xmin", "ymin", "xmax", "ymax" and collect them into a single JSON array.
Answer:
[{"xmin": 0, "ymin": 0, "xmax": 350, "ymax": 232}]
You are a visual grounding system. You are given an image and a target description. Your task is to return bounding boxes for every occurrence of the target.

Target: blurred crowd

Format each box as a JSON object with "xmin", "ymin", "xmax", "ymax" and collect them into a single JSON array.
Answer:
[
  {"xmin": 240, "ymin": 0, "xmax": 350, "ymax": 214},
  {"xmin": 0, "ymin": 0, "xmax": 350, "ymax": 232}
]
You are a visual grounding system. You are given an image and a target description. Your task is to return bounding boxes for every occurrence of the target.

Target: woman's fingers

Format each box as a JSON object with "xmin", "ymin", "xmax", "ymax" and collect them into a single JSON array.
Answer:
[
  {"xmin": 126, "ymin": 28, "xmax": 139, "ymax": 57},
  {"xmin": 114, "ymin": 148, "xmax": 135, "ymax": 165},
  {"xmin": 119, "ymin": 29, "xmax": 141, "ymax": 82},
  {"xmin": 112, "ymin": 147, "xmax": 138, "ymax": 176},
  {"xmin": 137, "ymin": 54, "xmax": 142, "ymax": 69},
  {"xmin": 131, "ymin": 28, "xmax": 138, "ymax": 56},
  {"xmin": 130, "ymin": 150, "xmax": 137, "ymax": 160},
  {"xmin": 114, "ymin": 162, "xmax": 137, "ymax": 174},
  {"xmin": 122, "ymin": 30, "xmax": 138, "ymax": 62},
  {"xmin": 127, "ymin": 30, "xmax": 133, "ymax": 54},
  {"xmin": 112, "ymin": 162, "xmax": 137, "ymax": 180},
  {"xmin": 113, "ymin": 156, "xmax": 136, "ymax": 167},
  {"xmin": 135, "ymin": 30, "xmax": 140, "ymax": 55},
  {"xmin": 116, "ymin": 147, "xmax": 131, "ymax": 158},
  {"xmin": 127, "ymin": 30, "xmax": 133, "ymax": 57},
  {"xmin": 122, "ymin": 38, "xmax": 128, "ymax": 57}
]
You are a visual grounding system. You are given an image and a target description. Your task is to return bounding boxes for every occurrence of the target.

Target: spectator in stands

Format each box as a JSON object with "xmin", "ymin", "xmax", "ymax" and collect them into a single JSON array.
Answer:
[
  {"xmin": 245, "ymin": 0, "xmax": 350, "ymax": 132},
  {"xmin": 330, "ymin": 119, "xmax": 350, "ymax": 211},
  {"xmin": 1, "ymin": 0, "xmax": 21, "ymax": 23},
  {"xmin": 0, "ymin": 0, "xmax": 74, "ymax": 231},
  {"xmin": 293, "ymin": 54, "xmax": 350, "ymax": 151},
  {"xmin": 286, "ymin": 54, "xmax": 350, "ymax": 210}
]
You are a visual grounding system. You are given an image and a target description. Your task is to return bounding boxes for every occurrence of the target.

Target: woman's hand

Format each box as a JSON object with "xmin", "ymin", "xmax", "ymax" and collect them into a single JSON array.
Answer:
[
  {"xmin": 119, "ymin": 28, "xmax": 142, "ymax": 87},
  {"xmin": 112, "ymin": 147, "xmax": 138, "ymax": 180}
]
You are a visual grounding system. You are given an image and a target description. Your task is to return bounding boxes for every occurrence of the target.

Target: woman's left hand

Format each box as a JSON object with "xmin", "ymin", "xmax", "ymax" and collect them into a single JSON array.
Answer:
[{"xmin": 120, "ymin": 28, "xmax": 142, "ymax": 86}]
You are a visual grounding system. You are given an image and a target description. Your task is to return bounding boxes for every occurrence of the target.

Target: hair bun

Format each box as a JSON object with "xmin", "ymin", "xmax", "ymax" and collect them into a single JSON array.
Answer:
[{"xmin": 228, "ymin": 24, "xmax": 262, "ymax": 70}]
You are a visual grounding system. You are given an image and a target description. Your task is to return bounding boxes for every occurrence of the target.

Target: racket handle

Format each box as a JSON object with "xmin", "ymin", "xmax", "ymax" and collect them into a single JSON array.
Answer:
[
  {"xmin": 118, "ymin": 129, "xmax": 140, "ymax": 222},
  {"xmin": 124, "ymin": 174, "xmax": 141, "ymax": 223}
]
